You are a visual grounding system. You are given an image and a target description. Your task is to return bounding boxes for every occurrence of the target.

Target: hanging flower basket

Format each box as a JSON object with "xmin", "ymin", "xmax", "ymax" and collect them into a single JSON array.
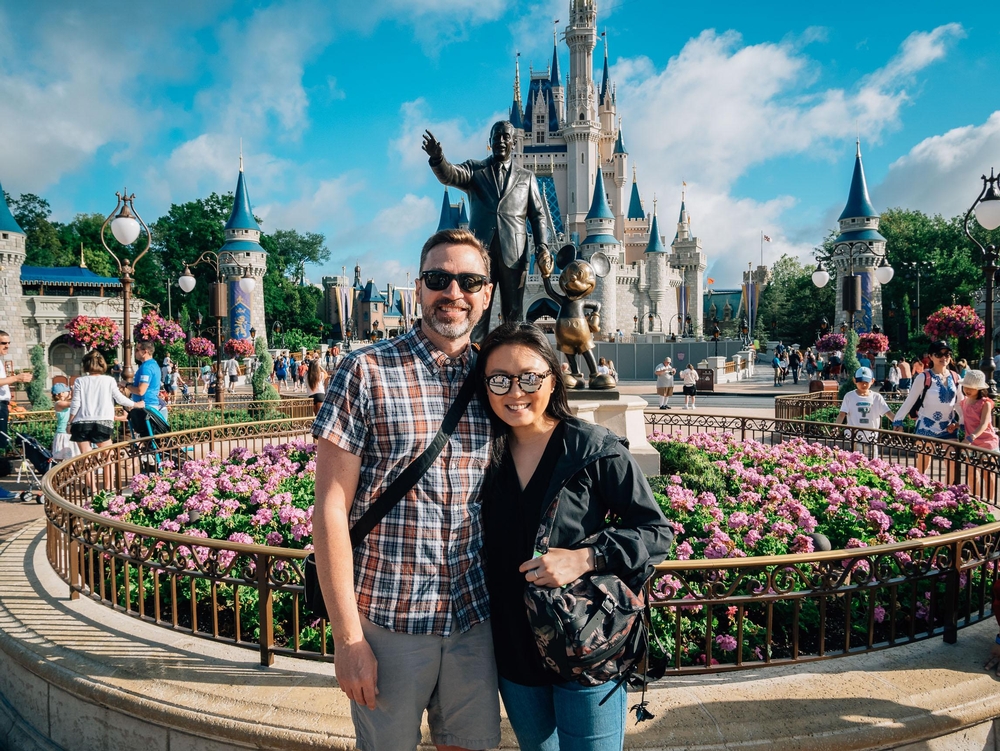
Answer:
[
  {"xmin": 857, "ymin": 333, "xmax": 890, "ymax": 357},
  {"xmin": 134, "ymin": 310, "xmax": 185, "ymax": 345},
  {"xmin": 815, "ymin": 333, "xmax": 846, "ymax": 353},
  {"xmin": 923, "ymin": 305, "xmax": 985, "ymax": 340},
  {"xmin": 185, "ymin": 336, "xmax": 216, "ymax": 359},
  {"xmin": 223, "ymin": 338, "xmax": 255, "ymax": 358},
  {"xmin": 64, "ymin": 316, "xmax": 122, "ymax": 351}
]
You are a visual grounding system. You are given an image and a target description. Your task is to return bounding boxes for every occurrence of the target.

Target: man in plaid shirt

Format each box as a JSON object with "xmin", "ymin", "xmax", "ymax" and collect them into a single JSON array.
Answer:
[{"xmin": 313, "ymin": 228, "xmax": 499, "ymax": 750}]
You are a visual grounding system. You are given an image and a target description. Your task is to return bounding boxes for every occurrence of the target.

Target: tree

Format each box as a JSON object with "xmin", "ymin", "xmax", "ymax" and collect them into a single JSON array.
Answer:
[
  {"xmin": 5, "ymin": 192, "xmax": 70, "ymax": 267},
  {"xmin": 26, "ymin": 345, "xmax": 52, "ymax": 411},
  {"xmin": 754, "ymin": 254, "xmax": 835, "ymax": 346},
  {"xmin": 258, "ymin": 229, "xmax": 328, "ymax": 336},
  {"xmin": 251, "ymin": 336, "xmax": 279, "ymax": 403},
  {"xmin": 55, "ymin": 213, "xmax": 118, "ymax": 278}
]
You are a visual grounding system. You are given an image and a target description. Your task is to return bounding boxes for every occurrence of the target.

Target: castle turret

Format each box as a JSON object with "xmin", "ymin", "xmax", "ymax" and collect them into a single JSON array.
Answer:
[
  {"xmin": 510, "ymin": 55, "xmax": 524, "ymax": 131},
  {"xmin": 563, "ymin": 0, "xmax": 601, "ymax": 238},
  {"xmin": 220, "ymin": 156, "xmax": 267, "ymax": 343},
  {"xmin": 623, "ymin": 166, "xmax": 647, "ymax": 263},
  {"xmin": 670, "ymin": 188, "xmax": 706, "ymax": 338},
  {"xmin": 582, "ymin": 168, "xmax": 619, "ymax": 337},
  {"xmin": 0, "ymin": 180, "xmax": 27, "ymax": 360},
  {"xmin": 832, "ymin": 139, "xmax": 887, "ymax": 332},
  {"xmin": 550, "ymin": 32, "xmax": 564, "ymax": 124}
]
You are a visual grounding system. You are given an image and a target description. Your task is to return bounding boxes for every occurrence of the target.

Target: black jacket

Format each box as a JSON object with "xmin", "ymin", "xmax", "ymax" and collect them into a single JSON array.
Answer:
[{"xmin": 523, "ymin": 417, "xmax": 672, "ymax": 588}]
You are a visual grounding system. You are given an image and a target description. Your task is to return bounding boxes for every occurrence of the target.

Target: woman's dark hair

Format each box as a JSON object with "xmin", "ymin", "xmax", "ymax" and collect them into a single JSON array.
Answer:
[
  {"xmin": 307, "ymin": 359, "xmax": 324, "ymax": 390},
  {"xmin": 477, "ymin": 322, "xmax": 573, "ymax": 467},
  {"xmin": 82, "ymin": 350, "xmax": 107, "ymax": 375}
]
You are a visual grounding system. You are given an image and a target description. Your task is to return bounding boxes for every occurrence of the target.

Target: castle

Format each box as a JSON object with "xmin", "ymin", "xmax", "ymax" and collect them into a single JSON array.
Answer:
[{"xmin": 442, "ymin": 0, "xmax": 708, "ymax": 339}]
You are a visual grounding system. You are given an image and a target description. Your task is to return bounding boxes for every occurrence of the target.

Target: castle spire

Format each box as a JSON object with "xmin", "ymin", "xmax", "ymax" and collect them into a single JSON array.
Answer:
[
  {"xmin": 599, "ymin": 31, "xmax": 610, "ymax": 105},
  {"xmin": 550, "ymin": 26, "xmax": 561, "ymax": 87},
  {"xmin": 613, "ymin": 118, "xmax": 627, "ymax": 155},
  {"xmin": 225, "ymin": 164, "xmax": 261, "ymax": 232},
  {"xmin": 586, "ymin": 168, "xmax": 614, "ymax": 221},
  {"xmin": 644, "ymin": 209, "xmax": 666, "ymax": 253},
  {"xmin": 510, "ymin": 53, "xmax": 524, "ymax": 129},
  {"xmin": 627, "ymin": 166, "xmax": 644, "ymax": 220},
  {"xmin": 839, "ymin": 138, "xmax": 878, "ymax": 220},
  {"xmin": 0, "ymin": 179, "xmax": 24, "ymax": 235}
]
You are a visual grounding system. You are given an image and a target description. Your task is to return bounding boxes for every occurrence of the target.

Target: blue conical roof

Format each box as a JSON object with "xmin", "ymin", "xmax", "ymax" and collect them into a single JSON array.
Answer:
[
  {"xmin": 838, "ymin": 142, "xmax": 878, "ymax": 220},
  {"xmin": 437, "ymin": 189, "xmax": 454, "ymax": 230},
  {"xmin": 458, "ymin": 200, "xmax": 469, "ymax": 226},
  {"xmin": 510, "ymin": 98, "xmax": 523, "ymax": 129},
  {"xmin": 613, "ymin": 126, "xmax": 626, "ymax": 155},
  {"xmin": 0, "ymin": 180, "xmax": 24, "ymax": 234},
  {"xmin": 627, "ymin": 179, "xmax": 644, "ymax": 220},
  {"xmin": 550, "ymin": 41, "xmax": 561, "ymax": 87},
  {"xmin": 599, "ymin": 47, "xmax": 610, "ymax": 104},
  {"xmin": 225, "ymin": 169, "xmax": 261, "ymax": 232},
  {"xmin": 645, "ymin": 213, "xmax": 666, "ymax": 253},
  {"xmin": 587, "ymin": 169, "xmax": 614, "ymax": 221}
]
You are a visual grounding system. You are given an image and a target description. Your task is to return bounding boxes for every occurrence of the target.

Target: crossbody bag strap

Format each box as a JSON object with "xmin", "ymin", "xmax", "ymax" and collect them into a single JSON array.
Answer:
[{"xmin": 349, "ymin": 352, "xmax": 479, "ymax": 548}]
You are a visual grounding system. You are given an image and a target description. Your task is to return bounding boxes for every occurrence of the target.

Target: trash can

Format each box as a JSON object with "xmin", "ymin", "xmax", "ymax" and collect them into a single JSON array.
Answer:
[
  {"xmin": 696, "ymin": 368, "xmax": 715, "ymax": 392},
  {"xmin": 809, "ymin": 380, "xmax": 838, "ymax": 393}
]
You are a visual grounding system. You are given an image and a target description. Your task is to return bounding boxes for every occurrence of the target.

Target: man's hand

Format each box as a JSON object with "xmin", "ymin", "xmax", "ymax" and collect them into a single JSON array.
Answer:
[
  {"xmin": 19, "ymin": 372, "xmax": 32, "ymax": 384},
  {"xmin": 537, "ymin": 248, "xmax": 554, "ymax": 278},
  {"xmin": 335, "ymin": 637, "xmax": 380, "ymax": 710},
  {"xmin": 421, "ymin": 130, "xmax": 443, "ymax": 161}
]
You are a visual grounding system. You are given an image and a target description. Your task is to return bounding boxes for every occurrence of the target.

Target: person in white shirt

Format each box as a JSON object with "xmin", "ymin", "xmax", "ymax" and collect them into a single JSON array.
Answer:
[
  {"xmin": 836, "ymin": 367, "xmax": 895, "ymax": 459},
  {"xmin": 654, "ymin": 357, "xmax": 675, "ymax": 409},
  {"xmin": 226, "ymin": 357, "xmax": 240, "ymax": 394},
  {"xmin": 680, "ymin": 363, "xmax": 699, "ymax": 409},
  {"xmin": 69, "ymin": 350, "xmax": 138, "ymax": 489}
]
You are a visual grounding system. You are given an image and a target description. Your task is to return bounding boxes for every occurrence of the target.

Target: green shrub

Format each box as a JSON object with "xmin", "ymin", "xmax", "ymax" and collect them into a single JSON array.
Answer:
[
  {"xmin": 26, "ymin": 346, "xmax": 52, "ymax": 411},
  {"xmin": 651, "ymin": 441, "xmax": 729, "ymax": 499}
]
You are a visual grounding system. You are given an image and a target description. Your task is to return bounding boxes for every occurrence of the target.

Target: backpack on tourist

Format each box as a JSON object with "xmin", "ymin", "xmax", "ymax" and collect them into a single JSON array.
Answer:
[{"xmin": 908, "ymin": 369, "xmax": 959, "ymax": 420}]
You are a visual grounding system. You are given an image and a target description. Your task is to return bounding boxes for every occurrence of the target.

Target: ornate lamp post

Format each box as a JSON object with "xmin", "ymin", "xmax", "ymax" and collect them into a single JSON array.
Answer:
[
  {"xmin": 964, "ymin": 168, "xmax": 1000, "ymax": 395},
  {"xmin": 270, "ymin": 321, "xmax": 285, "ymax": 348},
  {"xmin": 178, "ymin": 252, "xmax": 256, "ymax": 405},
  {"xmin": 647, "ymin": 312, "xmax": 654, "ymax": 334},
  {"xmin": 812, "ymin": 250, "xmax": 894, "ymax": 333},
  {"xmin": 100, "ymin": 190, "xmax": 151, "ymax": 381},
  {"xmin": 712, "ymin": 323, "xmax": 721, "ymax": 357},
  {"xmin": 739, "ymin": 316, "xmax": 750, "ymax": 348}
]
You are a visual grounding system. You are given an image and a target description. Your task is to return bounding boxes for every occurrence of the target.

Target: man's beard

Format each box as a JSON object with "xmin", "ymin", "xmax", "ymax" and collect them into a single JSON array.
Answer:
[{"xmin": 422, "ymin": 301, "xmax": 482, "ymax": 340}]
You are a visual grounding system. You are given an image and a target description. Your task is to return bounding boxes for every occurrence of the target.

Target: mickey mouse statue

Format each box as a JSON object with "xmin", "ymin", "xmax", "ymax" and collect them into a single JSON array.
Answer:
[{"xmin": 538, "ymin": 244, "xmax": 616, "ymax": 390}]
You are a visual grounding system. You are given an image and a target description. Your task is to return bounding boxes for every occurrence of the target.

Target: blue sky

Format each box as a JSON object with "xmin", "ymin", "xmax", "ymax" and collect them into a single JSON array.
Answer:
[{"xmin": 0, "ymin": 0, "xmax": 998, "ymax": 289}]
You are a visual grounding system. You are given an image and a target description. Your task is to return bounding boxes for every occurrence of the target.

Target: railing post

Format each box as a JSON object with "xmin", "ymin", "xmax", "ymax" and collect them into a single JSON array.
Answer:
[
  {"xmin": 258, "ymin": 552, "xmax": 275, "ymax": 666},
  {"xmin": 68, "ymin": 516, "xmax": 80, "ymax": 601},
  {"xmin": 942, "ymin": 540, "xmax": 960, "ymax": 644}
]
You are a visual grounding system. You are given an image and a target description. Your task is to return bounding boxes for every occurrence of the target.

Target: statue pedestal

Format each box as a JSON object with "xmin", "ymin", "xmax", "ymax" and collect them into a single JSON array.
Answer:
[{"xmin": 568, "ymin": 393, "xmax": 660, "ymax": 476}]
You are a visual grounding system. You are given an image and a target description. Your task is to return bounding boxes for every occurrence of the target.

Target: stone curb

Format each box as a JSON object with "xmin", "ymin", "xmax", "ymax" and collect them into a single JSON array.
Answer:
[{"xmin": 3, "ymin": 521, "xmax": 1000, "ymax": 750}]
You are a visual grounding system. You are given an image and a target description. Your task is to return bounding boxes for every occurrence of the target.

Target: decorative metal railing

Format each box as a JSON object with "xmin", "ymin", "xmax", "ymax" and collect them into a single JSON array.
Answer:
[{"xmin": 40, "ymin": 415, "xmax": 1000, "ymax": 672}]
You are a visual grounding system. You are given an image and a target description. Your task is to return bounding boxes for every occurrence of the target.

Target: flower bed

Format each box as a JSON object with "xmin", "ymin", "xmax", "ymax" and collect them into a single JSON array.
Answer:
[
  {"xmin": 86, "ymin": 434, "xmax": 995, "ymax": 663},
  {"xmin": 815, "ymin": 332, "xmax": 846, "ymax": 353}
]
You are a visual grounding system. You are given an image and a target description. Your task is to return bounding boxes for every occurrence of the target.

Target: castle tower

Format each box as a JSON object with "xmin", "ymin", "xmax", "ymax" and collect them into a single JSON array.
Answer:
[
  {"xmin": 563, "ymin": 0, "xmax": 601, "ymax": 239},
  {"xmin": 550, "ymin": 32, "xmax": 564, "ymax": 124},
  {"xmin": 644, "ymin": 206, "xmax": 668, "ymax": 332},
  {"xmin": 581, "ymin": 168, "xmax": 619, "ymax": 337},
  {"xmin": 509, "ymin": 54, "xmax": 525, "ymax": 141},
  {"xmin": 219, "ymin": 157, "xmax": 267, "ymax": 344},
  {"xmin": 609, "ymin": 120, "xmax": 628, "ymax": 242},
  {"xmin": 623, "ymin": 167, "xmax": 648, "ymax": 263},
  {"xmin": 0, "ymin": 180, "xmax": 27, "ymax": 361},
  {"xmin": 833, "ymin": 140, "xmax": 887, "ymax": 332},
  {"xmin": 597, "ymin": 38, "xmax": 617, "ymax": 163},
  {"xmin": 670, "ymin": 188, "xmax": 706, "ymax": 338}
]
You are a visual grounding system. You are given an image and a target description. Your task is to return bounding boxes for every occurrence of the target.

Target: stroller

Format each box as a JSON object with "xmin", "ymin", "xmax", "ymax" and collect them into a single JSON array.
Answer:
[
  {"xmin": 126, "ymin": 406, "xmax": 171, "ymax": 471},
  {"xmin": 0, "ymin": 431, "xmax": 53, "ymax": 503}
]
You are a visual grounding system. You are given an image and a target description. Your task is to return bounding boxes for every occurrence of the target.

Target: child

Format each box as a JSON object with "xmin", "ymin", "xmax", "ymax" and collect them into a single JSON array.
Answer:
[
  {"xmin": 836, "ymin": 367, "xmax": 895, "ymax": 459},
  {"xmin": 50, "ymin": 383, "xmax": 79, "ymax": 462},
  {"xmin": 959, "ymin": 369, "xmax": 998, "ymax": 451},
  {"xmin": 680, "ymin": 363, "xmax": 699, "ymax": 409}
]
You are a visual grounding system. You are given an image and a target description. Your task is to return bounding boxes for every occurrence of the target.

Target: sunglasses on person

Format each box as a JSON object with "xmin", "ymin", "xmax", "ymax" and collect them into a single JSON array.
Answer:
[
  {"xmin": 0, "ymin": 340, "xmax": 9, "ymax": 345},
  {"xmin": 420, "ymin": 270, "xmax": 488, "ymax": 293},
  {"xmin": 931, "ymin": 352, "xmax": 951, "ymax": 359},
  {"xmin": 484, "ymin": 371, "xmax": 552, "ymax": 395}
]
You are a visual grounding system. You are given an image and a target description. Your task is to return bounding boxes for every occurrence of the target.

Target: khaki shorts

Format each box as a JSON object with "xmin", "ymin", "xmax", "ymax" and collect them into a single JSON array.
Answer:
[{"xmin": 350, "ymin": 617, "xmax": 500, "ymax": 751}]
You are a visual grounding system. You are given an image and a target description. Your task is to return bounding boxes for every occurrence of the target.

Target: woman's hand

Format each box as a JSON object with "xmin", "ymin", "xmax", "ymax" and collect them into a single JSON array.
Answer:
[{"xmin": 520, "ymin": 548, "xmax": 594, "ymax": 588}]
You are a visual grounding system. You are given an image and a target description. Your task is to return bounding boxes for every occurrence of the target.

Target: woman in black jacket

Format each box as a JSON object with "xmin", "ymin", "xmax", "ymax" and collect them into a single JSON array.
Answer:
[{"xmin": 478, "ymin": 322, "xmax": 672, "ymax": 751}]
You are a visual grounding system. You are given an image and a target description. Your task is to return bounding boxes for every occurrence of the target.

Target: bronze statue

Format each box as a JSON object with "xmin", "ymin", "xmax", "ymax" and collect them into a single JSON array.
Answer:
[
  {"xmin": 539, "ymin": 245, "xmax": 615, "ymax": 390},
  {"xmin": 423, "ymin": 120, "xmax": 552, "ymax": 342}
]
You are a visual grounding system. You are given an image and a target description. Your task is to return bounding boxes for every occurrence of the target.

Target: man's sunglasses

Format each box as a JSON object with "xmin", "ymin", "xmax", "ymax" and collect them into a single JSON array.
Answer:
[
  {"xmin": 484, "ymin": 371, "xmax": 551, "ymax": 395},
  {"xmin": 420, "ymin": 271, "xmax": 488, "ymax": 293}
]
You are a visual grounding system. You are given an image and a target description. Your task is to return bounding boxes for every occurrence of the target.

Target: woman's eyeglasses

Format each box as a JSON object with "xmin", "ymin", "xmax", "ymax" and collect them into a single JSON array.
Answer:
[
  {"xmin": 484, "ymin": 371, "xmax": 552, "ymax": 395},
  {"xmin": 420, "ymin": 271, "xmax": 488, "ymax": 293}
]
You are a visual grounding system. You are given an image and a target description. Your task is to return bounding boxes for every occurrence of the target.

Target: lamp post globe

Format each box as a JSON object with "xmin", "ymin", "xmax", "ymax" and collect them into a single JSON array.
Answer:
[{"xmin": 964, "ymin": 168, "xmax": 1000, "ymax": 395}]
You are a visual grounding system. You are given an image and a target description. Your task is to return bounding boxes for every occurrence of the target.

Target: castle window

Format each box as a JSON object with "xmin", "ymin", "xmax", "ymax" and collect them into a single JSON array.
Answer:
[
  {"xmin": 536, "ymin": 131, "xmax": 544, "ymax": 143},
  {"xmin": 1, "ymin": 233, "xmax": 6, "ymax": 239}
]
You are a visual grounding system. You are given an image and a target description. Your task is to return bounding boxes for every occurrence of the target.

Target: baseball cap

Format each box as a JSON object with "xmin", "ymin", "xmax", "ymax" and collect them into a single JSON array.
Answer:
[
  {"xmin": 928, "ymin": 340, "xmax": 952, "ymax": 356},
  {"xmin": 855, "ymin": 367, "xmax": 874, "ymax": 382},
  {"xmin": 51, "ymin": 383, "xmax": 69, "ymax": 395}
]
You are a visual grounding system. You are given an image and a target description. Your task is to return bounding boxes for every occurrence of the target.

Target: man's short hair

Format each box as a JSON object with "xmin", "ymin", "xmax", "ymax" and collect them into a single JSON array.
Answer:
[
  {"xmin": 489, "ymin": 120, "xmax": 514, "ymax": 140},
  {"xmin": 135, "ymin": 341, "xmax": 155, "ymax": 356},
  {"xmin": 419, "ymin": 229, "xmax": 491, "ymax": 277},
  {"xmin": 0, "ymin": 330, "xmax": 8, "ymax": 338}
]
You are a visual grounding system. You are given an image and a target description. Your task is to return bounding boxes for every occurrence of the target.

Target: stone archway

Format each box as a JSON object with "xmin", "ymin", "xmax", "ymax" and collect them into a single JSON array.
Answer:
[{"xmin": 48, "ymin": 335, "xmax": 81, "ymax": 379}]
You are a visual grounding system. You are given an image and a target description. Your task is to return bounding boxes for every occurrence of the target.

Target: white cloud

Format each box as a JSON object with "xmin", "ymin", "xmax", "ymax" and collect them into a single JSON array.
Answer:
[
  {"xmin": 256, "ymin": 175, "xmax": 362, "ymax": 233},
  {"xmin": 335, "ymin": 0, "xmax": 507, "ymax": 47},
  {"xmin": 877, "ymin": 111, "xmax": 1000, "ymax": 219},
  {"xmin": 390, "ymin": 98, "xmax": 505, "ymax": 179},
  {"xmin": 611, "ymin": 24, "xmax": 963, "ymax": 286}
]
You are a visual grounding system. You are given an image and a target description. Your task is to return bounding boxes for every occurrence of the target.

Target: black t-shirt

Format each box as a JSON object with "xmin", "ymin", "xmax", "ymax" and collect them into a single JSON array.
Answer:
[{"xmin": 484, "ymin": 422, "xmax": 567, "ymax": 686}]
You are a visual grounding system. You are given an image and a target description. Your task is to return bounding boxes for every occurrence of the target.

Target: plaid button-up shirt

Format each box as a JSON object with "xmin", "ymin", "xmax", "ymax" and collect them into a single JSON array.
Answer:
[{"xmin": 313, "ymin": 324, "xmax": 493, "ymax": 636}]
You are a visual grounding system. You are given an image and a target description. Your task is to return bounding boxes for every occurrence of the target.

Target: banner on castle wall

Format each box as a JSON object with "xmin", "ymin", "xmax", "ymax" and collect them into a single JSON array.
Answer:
[
  {"xmin": 401, "ymin": 288, "xmax": 415, "ymax": 323},
  {"xmin": 677, "ymin": 284, "xmax": 688, "ymax": 332},
  {"xmin": 859, "ymin": 271, "xmax": 873, "ymax": 333},
  {"xmin": 228, "ymin": 281, "xmax": 251, "ymax": 340},
  {"xmin": 339, "ymin": 286, "xmax": 354, "ymax": 336},
  {"xmin": 742, "ymin": 281, "xmax": 759, "ymax": 334}
]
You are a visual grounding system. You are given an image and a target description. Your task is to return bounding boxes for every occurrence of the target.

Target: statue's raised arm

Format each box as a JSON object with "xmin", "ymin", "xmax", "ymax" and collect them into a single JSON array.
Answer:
[{"xmin": 421, "ymin": 130, "xmax": 443, "ymax": 163}]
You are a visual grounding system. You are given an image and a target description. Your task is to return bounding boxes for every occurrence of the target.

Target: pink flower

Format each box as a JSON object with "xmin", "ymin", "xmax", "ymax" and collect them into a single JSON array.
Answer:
[{"xmin": 715, "ymin": 634, "xmax": 738, "ymax": 652}]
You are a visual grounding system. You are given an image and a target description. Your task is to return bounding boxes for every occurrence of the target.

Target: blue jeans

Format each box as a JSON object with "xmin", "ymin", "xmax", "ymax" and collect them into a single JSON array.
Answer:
[{"xmin": 498, "ymin": 676, "xmax": 627, "ymax": 751}]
